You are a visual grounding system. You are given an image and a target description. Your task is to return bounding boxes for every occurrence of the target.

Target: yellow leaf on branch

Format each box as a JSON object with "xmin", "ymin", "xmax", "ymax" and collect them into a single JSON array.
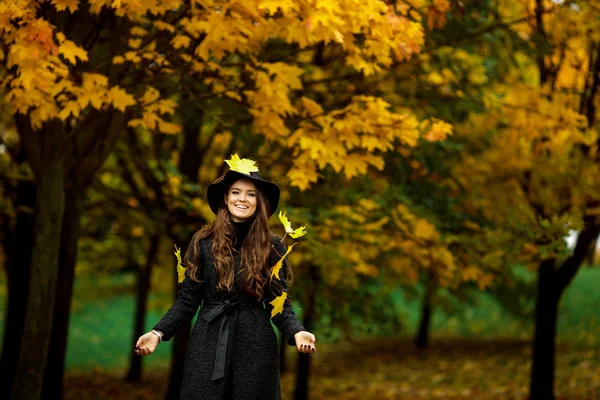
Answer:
[
  {"xmin": 171, "ymin": 35, "xmax": 192, "ymax": 49},
  {"xmin": 58, "ymin": 39, "xmax": 88, "ymax": 65},
  {"xmin": 107, "ymin": 86, "xmax": 136, "ymax": 112},
  {"xmin": 300, "ymin": 96, "xmax": 323, "ymax": 117},
  {"xmin": 52, "ymin": 0, "xmax": 79, "ymax": 13},
  {"xmin": 414, "ymin": 219, "xmax": 438, "ymax": 241},
  {"xmin": 154, "ymin": 20, "xmax": 176, "ymax": 33},
  {"xmin": 424, "ymin": 119, "xmax": 453, "ymax": 142}
]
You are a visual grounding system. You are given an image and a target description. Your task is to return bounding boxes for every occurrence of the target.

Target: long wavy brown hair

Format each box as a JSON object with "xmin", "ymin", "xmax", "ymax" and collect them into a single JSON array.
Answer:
[{"xmin": 184, "ymin": 178, "xmax": 287, "ymax": 299}]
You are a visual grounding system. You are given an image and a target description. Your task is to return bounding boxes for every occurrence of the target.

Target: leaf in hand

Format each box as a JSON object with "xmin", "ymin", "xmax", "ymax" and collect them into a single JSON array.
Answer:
[
  {"xmin": 270, "ymin": 292, "xmax": 287, "ymax": 318},
  {"xmin": 271, "ymin": 243, "xmax": 296, "ymax": 280},
  {"xmin": 174, "ymin": 245, "xmax": 185, "ymax": 283},
  {"xmin": 225, "ymin": 154, "xmax": 259, "ymax": 175}
]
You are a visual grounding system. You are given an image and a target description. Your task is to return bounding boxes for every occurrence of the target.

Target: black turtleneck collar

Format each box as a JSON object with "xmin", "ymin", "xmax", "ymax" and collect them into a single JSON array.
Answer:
[{"xmin": 232, "ymin": 219, "xmax": 252, "ymax": 249}]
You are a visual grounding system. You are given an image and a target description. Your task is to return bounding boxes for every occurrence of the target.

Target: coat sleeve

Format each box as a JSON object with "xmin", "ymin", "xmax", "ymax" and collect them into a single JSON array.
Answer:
[
  {"xmin": 266, "ymin": 236, "xmax": 305, "ymax": 346},
  {"xmin": 152, "ymin": 268, "xmax": 204, "ymax": 342}
]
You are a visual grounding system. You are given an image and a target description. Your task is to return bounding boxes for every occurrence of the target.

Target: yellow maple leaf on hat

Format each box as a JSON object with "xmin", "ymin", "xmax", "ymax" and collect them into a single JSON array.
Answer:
[{"xmin": 225, "ymin": 154, "xmax": 259, "ymax": 175}]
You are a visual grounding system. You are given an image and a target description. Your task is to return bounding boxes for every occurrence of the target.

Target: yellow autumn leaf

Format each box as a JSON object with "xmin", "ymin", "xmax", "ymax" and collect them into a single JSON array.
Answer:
[
  {"xmin": 225, "ymin": 154, "xmax": 259, "ymax": 175},
  {"xmin": 128, "ymin": 38, "xmax": 142, "ymax": 49},
  {"xmin": 171, "ymin": 35, "xmax": 192, "ymax": 49},
  {"xmin": 141, "ymin": 86, "xmax": 161, "ymax": 104},
  {"xmin": 59, "ymin": 39, "xmax": 88, "ymax": 65},
  {"xmin": 158, "ymin": 119, "xmax": 181, "ymax": 134},
  {"xmin": 278, "ymin": 211, "xmax": 307, "ymax": 238},
  {"xmin": 270, "ymin": 291, "xmax": 287, "ymax": 318},
  {"xmin": 174, "ymin": 245, "xmax": 185, "ymax": 283},
  {"xmin": 57, "ymin": 101, "xmax": 81, "ymax": 120},
  {"xmin": 124, "ymin": 51, "xmax": 142, "ymax": 63},
  {"xmin": 130, "ymin": 27, "xmax": 148, "ymax": 37},
  {"xmin": 301, "ymin": 96, "xmax": 323, "ymax": 117},
  {"xmin": 424, "ymin": 119, "xmax": 453, "ymax": 142},
  {"xmin": 414, "ymin": 219, "xmax": 438, "ymax": 241},
  {"xmin": 107, "ymin": 86, "xmax": 136, "ymax": 112},
  {"xmin": 154, "ymin": 20, "xmax": 176, "ymax": 32},
  {"xmin": 290, "ymin": 225, "xmax": 307, "ymax": 239},
  {"xmin": 52, "ymin": 0, "xmax": 79, "ymax": 13},
  {"xmin": 112, "ymin": 55, "xmax": 125, "ymax": 64},
  {"xmin": 278, "ymin": 211, "xmax": 293, "ymax": 233},
  {"xmin": 271, "ymin": 243, "xmax": 296, "ymax": 280}
]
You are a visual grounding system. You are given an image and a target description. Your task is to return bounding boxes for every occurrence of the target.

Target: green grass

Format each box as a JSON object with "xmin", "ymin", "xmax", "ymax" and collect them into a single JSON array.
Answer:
[
  {"xmin": 391, "ymin": 268, "xmax": 600, "ymax": 345},
  {"xmin": 1, "ymin": 267, "xmax": 599, "ymax": 371}
]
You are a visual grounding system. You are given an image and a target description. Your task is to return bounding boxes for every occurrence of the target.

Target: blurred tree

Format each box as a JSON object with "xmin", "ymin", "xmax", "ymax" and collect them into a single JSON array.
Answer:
[
  {"xmin": 0, "ymin": 127, "xmax": 36, "ymax": 400},
  {"xmin": 1, "ymin": 1, "xmax": 452, "ymax": 399},
  {"xmin": 445, "ymin": 1, "xmax": 600, "ymax": 398}
]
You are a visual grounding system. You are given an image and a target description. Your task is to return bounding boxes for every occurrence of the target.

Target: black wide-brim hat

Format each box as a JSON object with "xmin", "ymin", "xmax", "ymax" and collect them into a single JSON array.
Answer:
[{"xmin": 207, "ymin": 170, "xmax": 280, "ymax": 216}]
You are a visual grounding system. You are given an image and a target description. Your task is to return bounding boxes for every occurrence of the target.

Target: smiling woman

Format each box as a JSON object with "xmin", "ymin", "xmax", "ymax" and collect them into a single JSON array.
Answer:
[{"xmin": 134, "ymin": 156, "xmax": 316, "ymax": 400}]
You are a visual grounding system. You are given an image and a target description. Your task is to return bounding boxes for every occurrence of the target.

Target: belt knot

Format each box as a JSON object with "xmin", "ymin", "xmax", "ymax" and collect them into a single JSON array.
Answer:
[{"xmin": 201, "ymin": 299, "xmax": 262, "ymax": 381}]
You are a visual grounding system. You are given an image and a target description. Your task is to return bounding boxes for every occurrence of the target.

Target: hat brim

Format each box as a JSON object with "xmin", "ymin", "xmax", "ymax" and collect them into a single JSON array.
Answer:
[{"xmin": 207, "ymin": 170, "xmax": 280, "ymax": 217}]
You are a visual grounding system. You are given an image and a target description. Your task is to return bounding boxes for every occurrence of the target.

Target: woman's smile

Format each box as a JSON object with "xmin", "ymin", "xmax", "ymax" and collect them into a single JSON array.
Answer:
[{"xmin": 226, "ymin": 179, "xmax": 257, "ymax": 222}]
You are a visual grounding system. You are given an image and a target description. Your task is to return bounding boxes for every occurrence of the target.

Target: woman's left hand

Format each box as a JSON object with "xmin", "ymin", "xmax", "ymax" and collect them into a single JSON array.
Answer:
[{"xmin": 294, "ymin": 331, "xmax": 316, "ymax": 353}]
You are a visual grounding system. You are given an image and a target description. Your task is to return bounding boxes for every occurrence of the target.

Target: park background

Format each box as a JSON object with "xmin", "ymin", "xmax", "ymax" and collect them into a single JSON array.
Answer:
[{"xmin": 1, "ymin": 0, "xmax": 600, "ymax": 399}]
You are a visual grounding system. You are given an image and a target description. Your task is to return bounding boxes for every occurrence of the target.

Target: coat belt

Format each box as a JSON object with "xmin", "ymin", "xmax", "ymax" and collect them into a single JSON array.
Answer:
[{"xmin": 202, "ymin": 300, "xmax": 263, "ymax": 381}]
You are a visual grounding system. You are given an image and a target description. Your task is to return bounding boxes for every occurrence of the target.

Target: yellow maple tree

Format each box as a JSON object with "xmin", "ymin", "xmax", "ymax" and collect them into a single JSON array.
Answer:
[{"xmin": 1, "ymin": 1, "xmax": 454, "ymax": 398}]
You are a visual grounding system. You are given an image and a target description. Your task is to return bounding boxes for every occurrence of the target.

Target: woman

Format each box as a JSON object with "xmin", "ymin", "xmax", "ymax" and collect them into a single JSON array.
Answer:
[{"xmin": 135, "ymin": 163, "xmax": 316, "ymax": 400}]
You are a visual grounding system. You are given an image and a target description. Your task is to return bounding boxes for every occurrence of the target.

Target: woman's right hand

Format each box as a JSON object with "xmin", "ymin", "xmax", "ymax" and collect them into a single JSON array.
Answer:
[{"xmin": 135, "ymin": 332, "xmax": 159, "ymax": 356}]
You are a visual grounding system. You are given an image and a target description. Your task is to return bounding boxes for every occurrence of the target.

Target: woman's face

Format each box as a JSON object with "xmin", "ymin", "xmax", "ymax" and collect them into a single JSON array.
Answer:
[{"xmin": 225, "ymin": 179, "xmax": 257, "ymax": 222}]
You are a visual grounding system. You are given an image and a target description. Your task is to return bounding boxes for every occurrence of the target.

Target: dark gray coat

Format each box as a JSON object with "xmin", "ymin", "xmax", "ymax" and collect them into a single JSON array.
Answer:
[{"xmin": 153, "ymin": 233, "xmax": 304, "ymax": 400}]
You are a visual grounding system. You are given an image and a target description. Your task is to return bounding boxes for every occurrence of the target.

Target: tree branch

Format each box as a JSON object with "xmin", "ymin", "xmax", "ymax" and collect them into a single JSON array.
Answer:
[{"xmin": 535, "ymin": 0, "xmax": 549, "ymax": 84}]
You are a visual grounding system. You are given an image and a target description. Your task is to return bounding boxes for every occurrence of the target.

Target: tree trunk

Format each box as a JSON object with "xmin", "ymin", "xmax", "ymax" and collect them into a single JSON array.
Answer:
[
  {"xmin": 12, "ymin": 149, "xmax": 65, "ymax": 400},
  {"xmin": 164, "ymin": 108, "xmax": 203, "ymax": 399},
  {"xmin": 294, "ymin": 265, "xmax": 319, "ymax": 400},
  {"xmin": 529, "ymin": 221, "xmax": 599, "ymax": 399},
  {"xmin": 42, "ymin": 186, "xmax": 85, "ymax": 400},
  {"xmin": 530, "ymin": 259, "xmax": 559, "ymax": 400},
  {"xmin": 415, "ymin": 273, "xmax": 435, "ymax": 350},
  {"xmin": 585, "ymin": 233, "xmax": 598, "ymax": 266},
  {"xmin": 165, "ymin": 310, "xmax": 191, "ymax": 400},
  {"xmin": 0, "ymin": 179, "xmax": 36, "ymax": 400},
  {"xmin": 295, "ymin": 351, "xmax": 312, "ymax": 400},
  {"xmin": 279, "ymin": 332, "xmax": 287, "ymax": 374},
  {"xmin": 126, "ymin": 234, "xmax": 161, "ymax": 382}
]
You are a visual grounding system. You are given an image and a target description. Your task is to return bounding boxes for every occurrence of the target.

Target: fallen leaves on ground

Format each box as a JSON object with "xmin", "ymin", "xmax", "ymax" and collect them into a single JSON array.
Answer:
[{"xmin": 63, "ymin": 337, "xmax": 600, "ymax": 399}]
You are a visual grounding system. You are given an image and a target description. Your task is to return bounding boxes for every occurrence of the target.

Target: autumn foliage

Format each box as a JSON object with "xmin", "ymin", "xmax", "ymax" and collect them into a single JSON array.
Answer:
[
  {"xmin": 2, "ymin": 1, "xmax": 600, "ymax": 400},
  {"xmin": 1, "ymin": 0, "xmax": 451, "ymax": 187}
]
